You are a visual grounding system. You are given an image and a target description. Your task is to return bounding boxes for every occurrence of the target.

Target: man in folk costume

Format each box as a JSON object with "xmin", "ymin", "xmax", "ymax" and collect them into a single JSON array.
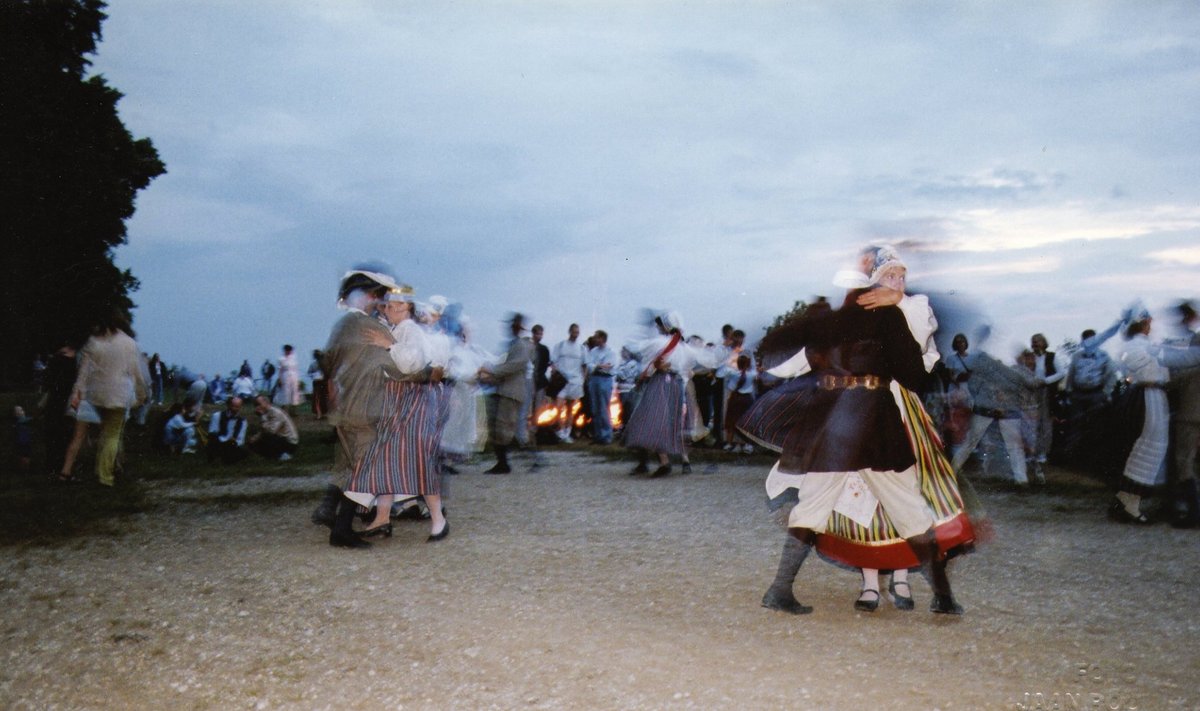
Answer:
[
  {"xmin": 478, "ymin": 313, "xmax": 535, "ymax": 474},
  {"xmin": 623, "ymin": 310, "xmax": 719, "ymax": 477},
  {"xmin": 311, "ymin": 263, "xmax": 422, "ymax": 548},
  {"xmin": 743, "ymin": 248, "xmax": 972, "ymax": 615}
]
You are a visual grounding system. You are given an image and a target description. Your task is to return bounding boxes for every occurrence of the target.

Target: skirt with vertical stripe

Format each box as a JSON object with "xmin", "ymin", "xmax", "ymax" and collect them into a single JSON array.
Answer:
[
  {"xmin": 762, "ymin": 385, "xmax": 976, "ymax": 570},
  {"xmin": 348, "ymin": 380, "xmax": 442, "ymax": 497},
  {"xmin": 623, "ymin": 372, "xmax": 685, "ymax": 455}
]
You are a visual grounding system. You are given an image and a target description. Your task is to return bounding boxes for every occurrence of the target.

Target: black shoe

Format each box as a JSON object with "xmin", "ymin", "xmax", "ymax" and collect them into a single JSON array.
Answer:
[
  {"xmin": 761, "ymin": 589, "xmax": 813, "ymax": 615},
  {"xmin": 361, "ymin": 523, "xmax": 393, "ymax": 538},
  {"xmin": 649, "ymin": 465, "xmax": 672, "ymax": 478},
  {"xmin": 854, "ymin": 589, "xmax": 880, "ymax": 612},
  {"xmin": 443, "ymin": 464, "xmax": 460, "ymax": 475},
  {"xmin": 629, "ymin": 463, "xmax": 650, "ymax": 475},
  {"xmin": 930, "ymin": 593, "xmax": 963, "ymax": 615},
  {"xmin": 329, "ymin": 530, "xmax": 371, "ymax": 549},
  {"xmin": 888, "ymin": 579, "xmax": 915, "ymax": 611},
  {"xmin": 484, "ymin": 463, "xmax": 511, "ymax": 474},
  {"xmin": 681, "ymin": 463, "xmax": 692, "ymax": 474},
  {"xmin": 1107, "ymin": 498, "xmax": 1151, "ymax": 525},
  {"xmin": 427, "ymin": 522, "xmax": 449, "ymax": 542},
  {"xmin": 311, "ymin": 504, "xmax": 336, "ymax": 528}
]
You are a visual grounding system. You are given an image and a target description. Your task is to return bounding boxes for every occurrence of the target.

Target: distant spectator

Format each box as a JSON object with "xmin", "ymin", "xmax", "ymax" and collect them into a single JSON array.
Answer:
[
  {"xmin": 249, "ymin": 395, "xmax": 299, "ymax": 461},
  {"xmin": 148, "ymin": 353, "xmax": 167, "ymax": 404},
  {"xmin": 186, "ymin": 373, "xmax": 208, "ymax": 405},
  {"xmin": 238, "ymin": 360, "xmax": 253, "ymax": 379},
  {"xmin": 308, "ymin": 349, "xmax": 328, "ymax": 419},
  {"xmin": 231, "ymin": 373, "xmax": 256, "ymax": 399},
  {"xmin": 163, "ymin": 403, "xmax": 198, "ymax": 454},
  {"xmin": 207, "ymin": 396, "xmax": 248, "ymax": 464},
  {"xmin": 208, "ymin": 373, "xmax": 227, "ymax": 403},
  {"xmin": 273, "ymin": 344, "xmax": 302, "ymax": 412},
  {"xmin": 260, "ymin": 359, "xmax": 276, "ymax": 394}
]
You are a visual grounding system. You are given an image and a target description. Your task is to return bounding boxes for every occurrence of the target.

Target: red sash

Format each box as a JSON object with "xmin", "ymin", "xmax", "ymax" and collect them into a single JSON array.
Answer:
[{"xmin": 641, "ymin": 332, "xmax": 682, "ymax": 380}]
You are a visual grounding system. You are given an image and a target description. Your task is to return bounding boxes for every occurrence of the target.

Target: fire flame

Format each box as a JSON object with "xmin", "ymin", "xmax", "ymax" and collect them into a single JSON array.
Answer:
[{"xmin": 534, "ymin": 392, "xmax": 623, "ymax": 429}]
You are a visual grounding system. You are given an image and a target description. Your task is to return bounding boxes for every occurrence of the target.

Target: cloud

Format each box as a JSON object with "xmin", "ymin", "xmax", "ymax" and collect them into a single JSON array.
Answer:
[{"xmin": 1147, "ymin": 246, "xmax": 1200, "ymax": 266}]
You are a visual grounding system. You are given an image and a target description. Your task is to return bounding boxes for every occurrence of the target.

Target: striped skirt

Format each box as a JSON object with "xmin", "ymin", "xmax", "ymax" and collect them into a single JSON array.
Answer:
[
  {"xmin": 1122, "ymin": 386, "xmax": 1169, "ymax": 491},
  {"xmin": 766, "ymin": 385, "xmax": 976, "ymax": 570},
  {"xmin": 623, "ymin": 372, "xmax": 685, "ymax": 455},
  {"xmin": 348, "ymin": 380, "xmax": 442, "ymax": 498}
]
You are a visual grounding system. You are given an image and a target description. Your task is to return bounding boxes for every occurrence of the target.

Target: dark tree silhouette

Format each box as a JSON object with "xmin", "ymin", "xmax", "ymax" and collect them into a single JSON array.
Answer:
[{"xmin": 0, "ymin": 0, "xmax": 165, "ymax": 385}]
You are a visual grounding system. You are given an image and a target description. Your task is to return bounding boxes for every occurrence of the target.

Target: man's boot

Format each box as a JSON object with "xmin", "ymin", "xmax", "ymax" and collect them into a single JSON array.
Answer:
[
  {"xmin": 484, "ymin": 445, "xmax": 511, "ymax": 474},
  {"xmin": 329, "ymin": 495, "xmax": 370, "ymax": 549},
  {"xmin": 907, "ymin": 530, "xmax": 962, "ymax": 615},
  {"xmin": 311, "ymin": 484, "xmax": 341, "ymax": 528},
  {"xmin": 761, "ymin": 532, "xmax": 813, "ymax": 615},
  {"xmin": 1171, "ymin": 479, "xmax": 1200, "ymax": 529}
]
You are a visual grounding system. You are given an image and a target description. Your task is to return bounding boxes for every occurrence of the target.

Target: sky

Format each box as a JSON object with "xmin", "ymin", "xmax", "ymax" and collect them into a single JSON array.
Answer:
[{"xmin": 88, "ymin": 0, "xmax": 1200, "ymax": 376}]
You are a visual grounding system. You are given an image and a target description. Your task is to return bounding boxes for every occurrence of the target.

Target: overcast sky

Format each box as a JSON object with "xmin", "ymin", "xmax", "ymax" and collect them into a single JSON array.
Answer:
[{"xmin": 90, "ymin": 1, "xmax": 1200, "ymax": 375}]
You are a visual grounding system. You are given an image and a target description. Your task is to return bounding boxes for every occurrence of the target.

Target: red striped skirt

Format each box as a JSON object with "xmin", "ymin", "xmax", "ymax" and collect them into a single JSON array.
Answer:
[{"xmin": 349, "ymin": 381, "xmax": 442, "ymax": 497}]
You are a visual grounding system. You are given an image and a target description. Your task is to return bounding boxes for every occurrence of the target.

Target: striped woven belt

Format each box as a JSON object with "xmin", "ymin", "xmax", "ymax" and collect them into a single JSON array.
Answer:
[{"xmin": 818, "ymin": 374, "xmax": 891, "ymax": 391}]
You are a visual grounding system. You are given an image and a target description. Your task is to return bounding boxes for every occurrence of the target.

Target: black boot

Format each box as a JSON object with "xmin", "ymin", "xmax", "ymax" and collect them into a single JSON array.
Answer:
[
  {"xmin": 761, "ymin": 529, "xmax": 814, "ymax": 615},
  {"xmin": 311, "ymin": 484, "xmax": 341, "ymax": 528},
  {"xmin": 629, "ymin": 449, "xmax": 650, "ymax": 475},
  {"xmin": 906, "ymin": 530, "xmax": 962, "ymax": 615},
  {"xmin": 329, "ymin": 496, "xmax": 370, "ymax": 549},
  {"xmin": 1171, "ymin": 480, "xmax": 1200, "ymax": 529},
  {"xmin": 484, "ymin": 445, "xmax": 511, "ymax": 474}
]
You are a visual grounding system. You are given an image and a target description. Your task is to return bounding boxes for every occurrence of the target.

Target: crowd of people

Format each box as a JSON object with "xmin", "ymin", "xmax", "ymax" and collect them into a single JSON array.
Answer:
[{"xmin": 13, "ymin": 249, "xmax": 1200, "ymax": 620}]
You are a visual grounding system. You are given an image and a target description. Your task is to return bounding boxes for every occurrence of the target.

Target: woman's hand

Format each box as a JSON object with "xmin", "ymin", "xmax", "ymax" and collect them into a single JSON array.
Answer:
[
  {"xmin": 857, "ymin": 287, "xmax": 903, "ymax": 310},
  {"xmin": 69, "ymin": 390, "xmax": 82, "ymax": 410},
  {"xmin": 365, "ymin": 330, "xmax": 394, "ymax": 348}
]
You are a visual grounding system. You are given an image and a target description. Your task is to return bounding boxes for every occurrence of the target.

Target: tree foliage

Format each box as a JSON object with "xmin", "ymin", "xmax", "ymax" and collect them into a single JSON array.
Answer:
[{"xmin": 0, "ymin": 0, "xmax": 165, "ymax": 385}]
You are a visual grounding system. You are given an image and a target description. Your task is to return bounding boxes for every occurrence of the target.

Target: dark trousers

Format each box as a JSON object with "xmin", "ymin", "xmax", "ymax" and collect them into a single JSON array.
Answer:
[
  {"xmin": 251, "ymin": 432, "xmax": 298, "ymax": 460},
  {"xmin": 207, "ymin": 439, "xmax": 248, "ymax": 464}
]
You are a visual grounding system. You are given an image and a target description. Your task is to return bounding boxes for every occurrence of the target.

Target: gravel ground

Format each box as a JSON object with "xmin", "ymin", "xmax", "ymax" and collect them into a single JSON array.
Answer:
[{"xmin": 1, "ymin": 450, "xmax": 1197, "ymax": 710}]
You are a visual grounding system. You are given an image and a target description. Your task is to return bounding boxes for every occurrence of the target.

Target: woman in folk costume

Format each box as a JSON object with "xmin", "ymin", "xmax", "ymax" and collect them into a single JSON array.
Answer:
[
  {"xmin": 741, "ymin": 251, "xmax": 972, "ymax": 615},
  {"xmin": 623, "ymin": 310, "xmax": 719, "ymax": 477},
  {"xmin": 441, "ymin": 316, "xmax": 493, "ymax": 466},
  {"xmin": 1110, "ymin": 301, "xmax": 1200, "ymax": 524},
  {"xmin": 348, "ymin": 286, "xmax": 450, "ymax": 542}
]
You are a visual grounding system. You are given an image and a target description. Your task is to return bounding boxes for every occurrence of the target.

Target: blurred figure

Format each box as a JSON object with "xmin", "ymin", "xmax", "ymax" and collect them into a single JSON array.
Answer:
[
  {"xmin": 623, "ymin": 311, "xmax": 717, "ymax": 477},
  {"xmin": 949, "ymin": 331, "xmax": 1042, "ymax": 487},
  {"xmin": 550, "ymin": 323, "xmax": 586, "ymax": 443},
  {"xmin": 941, "ymin": 333, "xmax": 974, "ymax": 456},
  {"xmin": 718, "ymin": 353, "xmax": 757, "ymax": 452},
  {"xmin": 208, "ymin": 373, "xmax": 227, "ymax": 403},
  {"xmin": 42, "ymin": 341, "xmax": 78, "ymax": 479},
  {"xmin": 614, "ymin": 347, "xmax": 641, "ymax": 435},
  {"xmin": 13, "ymin": 406, "xmax": 33, "ymax": 472},
  {"xmin": 148, "ymin": 353, "xmax": 167, "ymax": 405},
  {"xmin": 273, "ymin": 344, "xmax": 302, "ymax": 413},
  {"xmin": 249, "ymin": 394, "xmax": 299, "ymax": 461},
  {"xmin": 1062, "ymin": 321, "xmax": 1122, "ymax": 465},
  {"xmin": 585, "ymin": 330, "xmax": 617, "ymax": 444},
  {"xmin": 1169, "ymin": 301, "xmax": 1200, "ymax": 528},
  {"xmin": 1028, "ymin": 333, "xmax": 1065, "ymax": 474},
  {"xmin": 478, "ymin": 313, "xmax": 534, "ymax": 474},
  {"xmin": 231, "ymin": 371, "xmax": 256, "ymax": 399},
  {"xmin": 186, "ymin": 372, "xmax": 208, "ymax": 406},
  {"xmin": 528, "ymin": 324, "xmax": 551, "ymax": 435},
  {"xmin": 1111, "ymin": 303, "xmax": 1200, "ymax": 524},
  {"xmin": 260, "ymin": 359, "xmax": 276, "ymax": 395},
  {"xmin": 162, "ymin": 402, "xmax": 198, "ymax": 454},
  {"xmin": 63, "ymin": 309, "xmax": 149, "ymax": 486},
  {"xmin": 308, "ymin": 349, "xmax": 328, "ymax": 419}
]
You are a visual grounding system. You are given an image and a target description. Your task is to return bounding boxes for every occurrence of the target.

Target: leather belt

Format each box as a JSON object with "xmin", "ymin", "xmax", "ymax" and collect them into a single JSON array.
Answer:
[{"xmin": 818, "ymin": 374, "xmax": 890, "ymax": 391}]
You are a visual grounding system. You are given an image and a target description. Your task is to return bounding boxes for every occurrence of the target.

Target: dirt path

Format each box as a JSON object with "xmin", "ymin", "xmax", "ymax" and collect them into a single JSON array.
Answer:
[{"xmin": 2, "ymin": 451, "xmax": 1196, "ymax": 710}]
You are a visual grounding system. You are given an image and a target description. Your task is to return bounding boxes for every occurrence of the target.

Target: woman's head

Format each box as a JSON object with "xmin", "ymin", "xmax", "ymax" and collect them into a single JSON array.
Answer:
[{"xmin": 952, "ymin": 333, "xmax": 968, "ymax": 353}]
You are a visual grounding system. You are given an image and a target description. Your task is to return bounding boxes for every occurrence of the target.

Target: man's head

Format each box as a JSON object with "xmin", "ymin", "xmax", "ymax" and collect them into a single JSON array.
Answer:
[
  {"xmin": 730, "ymin": 329, "xmax": 745, "ymax": 348},
  {"xmin": 593, "ymin": 330, "xmax": 608, "ymax": 347},
  {"xmin": 254, "ymin": 395, "xmax": 271, "ymax": 415},
  {"xmin": 227, "ymin": 397, "xmax": 243, "ymax": 416},
  {"xmin": 508, "ymin": 313, "xmax": 527, "ymax": 337},
  {"xmin": 1030, "ymin": 333, "xmax": 1049, "ymax": 355},
  {"xmin": 568, "ymin": 323, "xmax": 580, "ymax": 341},
  {"xmin": 531, "ymin": 324, "xmax": 544, "ymax": 343},
  {"xmin": 1018, "ymin": 350, "xmax": 1036, "ymax": 371},
  {"xmin": 1081, "ymin": 329, "xmax": 1097, "ymax": 341},
  {"xmin": 952, "ymin": 333, "xmax": 968, "ymax": 354}
]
